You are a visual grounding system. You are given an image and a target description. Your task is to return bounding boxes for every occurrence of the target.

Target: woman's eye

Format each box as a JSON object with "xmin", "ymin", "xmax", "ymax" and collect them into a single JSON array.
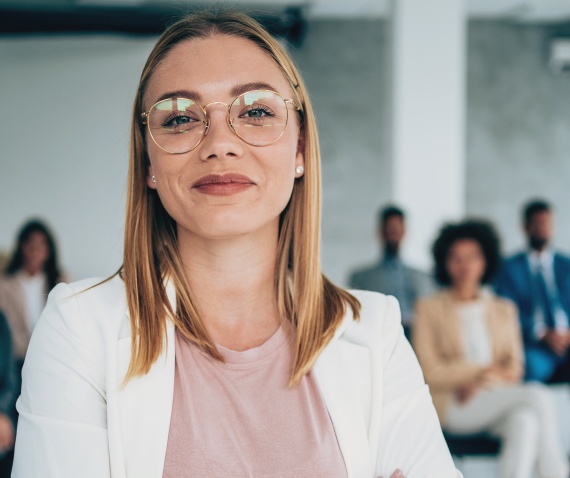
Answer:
[
  {"xmin": 174, "ymin": 116, "xmax": 191, "ymax": 125},
  {"xmin": 241, "ymin": 106, "xmax": 274, "ymax": 119},
  {"xmin": 160, "ymin": 112, "xmax": 202, "ymax": 129},
  {"xmin": 165, "ymin": 115, "xmax": 193, "ymax": 126}
]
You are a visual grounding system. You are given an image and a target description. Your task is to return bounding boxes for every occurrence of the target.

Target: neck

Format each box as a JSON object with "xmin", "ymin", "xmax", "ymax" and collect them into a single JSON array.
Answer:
[
  {"xmin": 177, "ymin": 221, "xmax": 281, "ymax": 351},
  {"xmin": 383, "ymin": 245, "xmax": 399, "ymax": 259},
  {"xmin": 22, "ymin": 266, "xmax": 42, "ymax": 277},
  {"xmin": 451, "ymin": 282, "xmax": 480, "ymax": 302}
]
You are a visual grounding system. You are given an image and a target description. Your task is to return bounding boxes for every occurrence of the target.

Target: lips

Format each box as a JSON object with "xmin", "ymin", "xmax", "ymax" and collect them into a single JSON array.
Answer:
[
  {"xmin": 192, "ymin": 173, "xmax": 256, "ymax": 188},
  {"xmin": 192, "ymin": 173, "xmax": 256, "ymax": 196}
]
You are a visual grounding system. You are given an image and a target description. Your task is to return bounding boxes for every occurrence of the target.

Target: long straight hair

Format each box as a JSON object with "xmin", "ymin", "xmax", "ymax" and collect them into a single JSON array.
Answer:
[{"xmin": 123, "ymin": 10, "xmax": 360, "ymax": 385}]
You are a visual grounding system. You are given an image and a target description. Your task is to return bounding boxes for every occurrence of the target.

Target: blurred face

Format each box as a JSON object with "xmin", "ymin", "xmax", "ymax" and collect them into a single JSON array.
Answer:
[
  {"xmin": 525, "ymin": 211, "xmax": 553, "ymax": 251},
  {"xmin": 446, "ymin": 239, "xmax": 486, "ymax": 288},
  {"xmin": 381, "ymin": 216, "xmax": 405, "ymax": 251},
  {"xmin": 22, "ymin": 231, "xmax": 49, "ymax": 275},
  {"xmin": 143, "ymin": 34, "xmax": 304, "ymax": 241}
]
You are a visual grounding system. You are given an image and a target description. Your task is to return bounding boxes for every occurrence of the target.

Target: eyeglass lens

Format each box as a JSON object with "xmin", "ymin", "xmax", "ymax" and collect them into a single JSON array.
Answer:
[{"xmin": 147, "ymin": 90, "xmax": 289, "ymax": 154}]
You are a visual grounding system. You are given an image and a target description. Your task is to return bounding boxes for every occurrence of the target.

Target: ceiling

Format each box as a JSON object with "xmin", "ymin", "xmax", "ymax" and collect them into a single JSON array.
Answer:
[
  {"xmin": 1, "ymin": 0, "xmax": 570, "ymax": 42},
  {"xmin": 1, "ymin": 0, "xmax": 570, "ymax": 21}
]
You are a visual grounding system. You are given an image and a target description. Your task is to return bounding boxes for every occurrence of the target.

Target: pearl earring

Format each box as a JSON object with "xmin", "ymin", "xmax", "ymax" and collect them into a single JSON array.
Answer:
[
  {"xmin": 151, "ymin": 175, "xmax": 157, "ymax": 183},
  {"xmin": 295, "ymin": 166, "xmax": 304, "ymax": 175}
]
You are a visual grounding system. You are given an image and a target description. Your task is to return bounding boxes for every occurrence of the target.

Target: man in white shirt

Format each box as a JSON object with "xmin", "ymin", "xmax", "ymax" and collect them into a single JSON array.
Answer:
[{"xmin": 496, "ymin": 199, "xmax": 570, "ymax": 383}]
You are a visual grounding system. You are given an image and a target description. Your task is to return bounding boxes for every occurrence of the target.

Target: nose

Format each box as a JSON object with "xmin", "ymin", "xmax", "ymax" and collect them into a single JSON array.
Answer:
[{"xmin": 197, "ymin": 103, "xmax": 244, "ymax": 162}]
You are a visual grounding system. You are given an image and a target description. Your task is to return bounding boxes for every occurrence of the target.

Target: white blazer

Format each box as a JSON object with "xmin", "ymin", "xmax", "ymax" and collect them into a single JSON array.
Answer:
[{"xmin": 12, "ymin": 276, "xmax": 460, "ymax": 478}]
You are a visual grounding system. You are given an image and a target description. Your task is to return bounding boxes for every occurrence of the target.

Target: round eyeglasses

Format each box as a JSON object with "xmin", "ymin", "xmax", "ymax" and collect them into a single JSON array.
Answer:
[{"xmin": 141, "ymin": 89, "xmax": 302, "ymax": 155}]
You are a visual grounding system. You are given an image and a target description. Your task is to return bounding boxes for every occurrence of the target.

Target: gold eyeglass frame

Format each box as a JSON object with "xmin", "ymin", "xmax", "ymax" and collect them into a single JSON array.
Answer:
[{"xmin": 141, "ymin": 89, "xmax": 303, "ymax": 155}]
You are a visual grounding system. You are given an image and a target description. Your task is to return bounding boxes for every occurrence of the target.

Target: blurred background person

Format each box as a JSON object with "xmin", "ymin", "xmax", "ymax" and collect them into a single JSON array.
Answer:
[
  {"xmin": 349, "ymin": 205, "xmax": 434, "ymax": 339},
  {"xmin": 0, "ymin": 310, "xmax": 17, "ymax": 478},
  {"xmin": 413, "ymin": 220, "xmax": 568, "ymax": 478},
  {"xmin": 496, "ymin": 200, "xmax": 570, "ymax": 383},
  {"xmin": 0, "ymin": 254, "xmax": 7, "ymax": 276},
  {"xmin": 0, "ymin": 220, "xmax": 66, "ymax": 378}
]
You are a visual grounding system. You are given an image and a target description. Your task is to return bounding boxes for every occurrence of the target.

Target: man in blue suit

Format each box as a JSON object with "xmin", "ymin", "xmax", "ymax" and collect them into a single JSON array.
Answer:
[{"xmin": 496, "ymin": 200, "xmax": 570, "ymax": 383}]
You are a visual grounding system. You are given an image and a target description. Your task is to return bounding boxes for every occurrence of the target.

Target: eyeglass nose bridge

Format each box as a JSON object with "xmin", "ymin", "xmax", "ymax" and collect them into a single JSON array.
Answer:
[{"xmin": 201, "ymin": 101, "xmax": 237, "ymax": 139}]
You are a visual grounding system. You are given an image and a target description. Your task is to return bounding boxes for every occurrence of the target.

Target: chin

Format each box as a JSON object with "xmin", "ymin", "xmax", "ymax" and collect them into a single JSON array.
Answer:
[{"xmin": 186, "ymin": 211, "xmax": 279, "ymax": 240}]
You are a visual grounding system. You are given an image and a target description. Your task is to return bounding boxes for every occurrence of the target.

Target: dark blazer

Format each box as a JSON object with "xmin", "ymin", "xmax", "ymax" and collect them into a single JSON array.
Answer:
[
  {"xmin": 0, "ymin": 311, "xmax": 17, "ymax": 419},
  {"xmin": 495, "ymin": 252, "xmax": 570, "ymax": 342},
  {"xmin": 0, "ymin": 310, "xmax": 17, "ymax": 459},
  {"xmin": 495, "ymin": 251, "xmax": 570, "ymax": 380}
]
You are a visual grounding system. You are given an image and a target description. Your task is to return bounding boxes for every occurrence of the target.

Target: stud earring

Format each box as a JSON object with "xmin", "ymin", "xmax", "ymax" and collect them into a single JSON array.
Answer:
[
  {"xmin": 151, "ymin": 175, "xmax": 157, "ymax": 183},
  {"xmin": 295, "ymin": 166, "xmax": 304, "ymax": 175}
]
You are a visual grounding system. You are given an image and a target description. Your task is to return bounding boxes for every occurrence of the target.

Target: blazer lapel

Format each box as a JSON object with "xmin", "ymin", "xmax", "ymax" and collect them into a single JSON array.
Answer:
[
  {"xmin": 440, "ymin": 292, "xmax": 465, "ymax": 359},
  {"xmin": 116, "ymin": 282, "xmax": 177, "ymax": 478},
  {"xmin": 520, "ymin": 255, "xmax": 534, "ymax": 301},
  {"xmin": 313, "ymin": 325, "xmax": 374, "ymax": 478},
  {"xmin": 484, "ymin": 296, "xmax": 501, "ymax": 361}
]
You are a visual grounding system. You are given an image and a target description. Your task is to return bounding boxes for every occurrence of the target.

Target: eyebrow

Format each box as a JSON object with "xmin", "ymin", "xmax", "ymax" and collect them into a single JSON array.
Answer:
[{"xmin": 152, "ymin": 82, "xmax": 282, "ymax": 105}]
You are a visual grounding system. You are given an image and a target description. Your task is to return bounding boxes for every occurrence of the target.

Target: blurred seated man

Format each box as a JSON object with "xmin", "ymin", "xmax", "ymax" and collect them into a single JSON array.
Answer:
[
  {"xmin": 414, "ymin": 220, "xmax": 568, "ymax": 478},
  {"xmin": 349, "ymin": 205, "xmax": 434, "ymax": 338},
  {"xmin": 0, "ymin": 310, "xmax": 17, "ymax": 477},
  {"xmin": 495, "ymin": 200, "xmax": 570, "ymax": 383}
]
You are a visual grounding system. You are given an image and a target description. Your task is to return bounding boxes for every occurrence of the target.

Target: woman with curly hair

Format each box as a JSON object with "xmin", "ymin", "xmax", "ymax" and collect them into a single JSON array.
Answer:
[{"xmin": 413, "ymin": 220, "xmax": 568, "ymax": 478}]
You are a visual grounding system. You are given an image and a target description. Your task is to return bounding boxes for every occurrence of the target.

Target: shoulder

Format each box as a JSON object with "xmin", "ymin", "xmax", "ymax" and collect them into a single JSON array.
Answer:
[
  {"xmin": 339, "ymin": 290, "xmax": 400, "ymax": 346},
  {"xmin": 502, "ymin": 252, "xmax": 527, "ymax": 268},
  {"xmin": 488, "ymin": 293, "xmax": 517, "ymax": 315},
  {"xmin": 36, "ymin": 275, "xmax": 128, "ymax": 344},
  {"xmin": 0, "ymin": 274, "xmax": 19, "ymax": 291},
  {"xmin": 415, "ymin": 292, "xmax": 447, "ymax": 310},
  {"xmin": 55, "ymin": 275, "xmax": 127, "ymax": 309},
  {"xmin": 350, "ymin": 264, "xmax": 379, "ymax": 279},
  {"xmin": 554, "ymin": 252, "xmax": 570, "ymax": 268}
]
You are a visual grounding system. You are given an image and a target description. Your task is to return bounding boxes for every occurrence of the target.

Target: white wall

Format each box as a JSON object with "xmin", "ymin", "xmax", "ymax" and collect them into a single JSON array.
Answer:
[{"xmin": 0, "ymin": 35, "xmax": 157, "ymax": 280}]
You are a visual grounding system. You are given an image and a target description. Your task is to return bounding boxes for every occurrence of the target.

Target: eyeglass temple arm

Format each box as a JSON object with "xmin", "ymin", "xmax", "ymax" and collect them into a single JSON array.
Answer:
[{"xmin": 285, "ymin": 99, "xmax": 302, "ymax": 112}]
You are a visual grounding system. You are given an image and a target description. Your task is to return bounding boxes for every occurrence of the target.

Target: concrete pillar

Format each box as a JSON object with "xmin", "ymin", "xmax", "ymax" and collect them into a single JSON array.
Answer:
[{"xmin": 390, "ymin": 0, "xmax": 467, "ymax": 269}]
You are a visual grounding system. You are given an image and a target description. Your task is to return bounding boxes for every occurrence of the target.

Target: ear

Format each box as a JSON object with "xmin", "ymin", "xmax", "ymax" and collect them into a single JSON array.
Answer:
[{"xmin": 147, "ymin": 164, "xmax": 157, "ymax": 189}]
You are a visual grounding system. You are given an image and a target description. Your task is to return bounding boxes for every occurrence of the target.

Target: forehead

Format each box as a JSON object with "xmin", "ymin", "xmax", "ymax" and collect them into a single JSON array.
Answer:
[
  {"xmin": 450, "ymin": 238, "xmax": 481, "ymax": 252},
  {"xmin": 145, "ymin": 34, "xmax": 293, "ymax": 106}
]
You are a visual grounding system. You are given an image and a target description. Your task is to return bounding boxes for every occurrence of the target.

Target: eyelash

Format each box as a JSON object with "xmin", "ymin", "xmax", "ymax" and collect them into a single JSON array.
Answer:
[
  {"xmin": 240, "ymin": 105, "xmax": 275, "ymax": 119},
  {"xmin": 162, "ymin": 112, "xmax": 201, "ymax": 127}
]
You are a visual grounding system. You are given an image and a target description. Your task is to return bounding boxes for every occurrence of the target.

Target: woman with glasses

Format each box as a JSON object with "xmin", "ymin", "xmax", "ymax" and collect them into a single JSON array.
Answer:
[
  {"xmin": 12, "ymin": 12, "xmax": 459, "ymax": 478},
  {"xmin": 413, "ymin": 221, "xmax": 568, "ymax": 478}
]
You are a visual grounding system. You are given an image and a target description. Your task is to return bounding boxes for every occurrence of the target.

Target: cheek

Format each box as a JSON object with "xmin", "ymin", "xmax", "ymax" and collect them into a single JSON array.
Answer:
[
  {"xmin": 474, "ymin": 258, "xmax": 486, "ymax": 275},
  {"xmin": 261, "ymin": 145, "xmax": 298, "ymax": 207}
]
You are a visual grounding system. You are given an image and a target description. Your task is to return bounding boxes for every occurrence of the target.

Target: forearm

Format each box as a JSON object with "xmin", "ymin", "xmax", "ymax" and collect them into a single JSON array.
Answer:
[{"xmin": 423, "ymin": 362, "xmax": 485, "ymax": 391}]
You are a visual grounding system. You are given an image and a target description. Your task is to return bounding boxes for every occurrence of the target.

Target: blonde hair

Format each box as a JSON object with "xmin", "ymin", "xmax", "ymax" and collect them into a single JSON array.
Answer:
[{"xmin": 123, "ymin": 10, "xmax": 360, "ymax": 385}]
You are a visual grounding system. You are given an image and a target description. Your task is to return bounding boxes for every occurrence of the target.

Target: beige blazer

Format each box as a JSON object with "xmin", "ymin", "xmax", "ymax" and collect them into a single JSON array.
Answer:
[
  {"xmin": 412, "ymin": 291, "xmax": 524, "ymax": 424},
  {"xmin": 0, "ymin": 275, "xmax": 33, "ymax": 360}
]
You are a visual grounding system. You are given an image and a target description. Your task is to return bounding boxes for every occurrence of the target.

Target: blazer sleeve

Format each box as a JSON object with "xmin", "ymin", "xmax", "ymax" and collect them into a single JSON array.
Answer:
[
  {"xmin": 12, "ymin": 283, "xmax": 111, "ymax": 478},
  {"xmin": 412, "ymin": 299, "xmax": 484, "ymax": 390},
  {"xmin": 375, "ymin": 297, "xmax": 462, "ymax": 478},
  {"xmin": 500, "ymin": 300, "xmax": 524, "ymax": 381}
]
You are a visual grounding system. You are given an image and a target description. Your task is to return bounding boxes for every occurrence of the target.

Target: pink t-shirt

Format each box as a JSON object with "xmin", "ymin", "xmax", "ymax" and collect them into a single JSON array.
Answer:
[{"xmin": 162, "ymin": 325, "xmax": 347, "ymax": 478}]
